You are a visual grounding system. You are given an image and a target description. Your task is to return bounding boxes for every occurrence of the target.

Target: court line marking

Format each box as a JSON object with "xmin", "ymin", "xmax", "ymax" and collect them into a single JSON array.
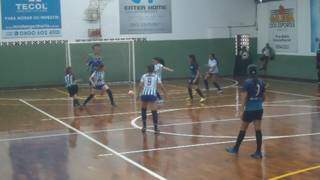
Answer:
[
  {"xmin": 97, "ymin": 131, "xmax": 320, "ymax": 157},
  {"xmin": 131, "ymin": 104, "xmax": 320, "ymax": 139},
  {"xmin": 40, "ymin": 97, "xmax": 318, "ymax": 121},
  {"xmin": 19, "ymin": 99, "xmax": 167, "ymax": 180},
  {"xmin": 268, "ymin": 90, "xmax": 319, "ymax": 99},
  {"xmin": 1, "ymin": 110, "xmax": 320, "ymax": 143},
  {"xmin": 269, "ymin": 164, "xmax": 320, "ymax": 180}
]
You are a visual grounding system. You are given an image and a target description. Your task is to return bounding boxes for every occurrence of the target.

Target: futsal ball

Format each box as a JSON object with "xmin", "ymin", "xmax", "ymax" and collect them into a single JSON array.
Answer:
[{"xmin": 128, "ymin": 90, "xmax": 134, "ymax": 97}]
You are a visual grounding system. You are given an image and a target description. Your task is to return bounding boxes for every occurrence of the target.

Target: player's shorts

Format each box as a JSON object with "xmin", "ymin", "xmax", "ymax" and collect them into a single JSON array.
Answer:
[
  {"xmin": 67, "ymin": 85, "xmax": 78, "ymax": 97},
  {"xmin": 141, "ymin": 95, "xmax": 157, "ymax": 102},
  {"xmin": 242, "ymin": 110, "xmax": 263, "ymax": 123},
  {"xmin": 188, "ymin": 77, "xmax": 200, "ymax": 85},
  {"xmin": 94, "ymin": 84, "xmax": 107, "ymax": 90}
]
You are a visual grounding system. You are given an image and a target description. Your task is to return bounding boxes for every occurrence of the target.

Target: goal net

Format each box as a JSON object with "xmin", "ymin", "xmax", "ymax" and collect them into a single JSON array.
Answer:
[{"xmin": 66, "ymin": 40, "xmax": 136, "ymax": 86}]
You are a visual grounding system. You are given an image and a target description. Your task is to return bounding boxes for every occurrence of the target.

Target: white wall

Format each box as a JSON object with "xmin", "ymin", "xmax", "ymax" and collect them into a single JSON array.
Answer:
[
  {"xmin": 0, "ymin": 0, "xmax": 257, "ymax": 42},
  {"xmin": 257, "ymin": 0, "xmax": 313, "ymax": 55}
]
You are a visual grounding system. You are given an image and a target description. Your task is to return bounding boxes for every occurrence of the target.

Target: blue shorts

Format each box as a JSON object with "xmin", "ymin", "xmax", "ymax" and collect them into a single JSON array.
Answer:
[
  {"xmin": 94, "ymin": 84, "xmax": 105, "ymax": 90},
  {"xmin": 242, "ymin": 110, "xmax": 263, "ymax": 123},
  {"xmin": 141, "ymin": 95, "xmax": 157, "ymax": 102},
  {"xmin": 188, "ymin": 77, "xmax": 199, "ymax": 85}
]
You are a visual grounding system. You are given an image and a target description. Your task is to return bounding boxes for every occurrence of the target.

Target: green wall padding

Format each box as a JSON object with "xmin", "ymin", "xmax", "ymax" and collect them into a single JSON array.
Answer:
[
  {"xmin": 265, "ymin": 55, "xmax": 317, "ymax": 80},
  {"xmin": 0, "ymin": 44, "xmax": 65, "ymax": 88},
  {"xmin": 0, "ymin": 38, "xmax": 237, "ymax": 88}
]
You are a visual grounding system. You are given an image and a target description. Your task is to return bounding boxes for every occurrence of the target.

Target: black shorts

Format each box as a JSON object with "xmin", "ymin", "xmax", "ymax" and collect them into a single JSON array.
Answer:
[
  {"xmin": 67, "ymin": 85, "xmax": 78, "ymax": 97},
  {"xmin": 188, "ymin": 77, "xmax": 200, "ymax": 85},
  {"xmin": 242, "ymin": 110, "xmax": 263, "ymax": 123}
]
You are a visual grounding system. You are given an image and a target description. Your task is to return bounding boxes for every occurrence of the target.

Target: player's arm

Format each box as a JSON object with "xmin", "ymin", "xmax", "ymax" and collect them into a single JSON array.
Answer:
[
  {"xmin": 240, "ymin": 91, "xmax": 248, "ymax": 112},
  {"xmin": 163, "ymin": 66, "xmax": 174, "ymax": 72},
  {"xmin": 193, "ymin": 68, "xmax": 201, "ymax": 83}
]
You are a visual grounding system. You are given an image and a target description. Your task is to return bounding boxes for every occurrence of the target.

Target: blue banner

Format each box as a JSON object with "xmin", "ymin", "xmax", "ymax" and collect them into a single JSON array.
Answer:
[{"xmin": 1, "ymin": 0, "xmax": 62, "ymax": 38}]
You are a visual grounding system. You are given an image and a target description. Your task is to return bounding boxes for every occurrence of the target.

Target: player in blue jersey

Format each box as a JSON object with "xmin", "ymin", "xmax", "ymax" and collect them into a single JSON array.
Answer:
[
  {"xmin": 137, "ymin": 65, "xmax": 166, "ymax": 134},
  {"xmin": 203, "ymin": 53, "xmax": 223, "ymax": 93},
  {"xmin": 187, "ymin": 55, "xmax": 206, "ymax": 103},
  {"xmin": 152, "ymin": 57, "xmax": 174, "ymax": 101},
  {"xmin": 64, "ymin": 67, "xmax": 81, "ymax": 107},
  {"xmin": 86, "ymin": 44, "xmax": 104, "ymax": 75},
  {"xmin": 226, "ymin": 64, "xmax": 266, "ymax": 159},
  {"xmin": 82, "ymin": 64, "xmax": 116, "ymax": 107}
]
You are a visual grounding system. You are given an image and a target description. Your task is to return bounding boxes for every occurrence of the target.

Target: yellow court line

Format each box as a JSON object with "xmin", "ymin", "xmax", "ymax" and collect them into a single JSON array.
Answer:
[
  {"xmin": 270, "ymin": 165, "xmax": 320, "ymax": 180},
  {"xmin": 52, "ymin": 88, "xmax": 69, "ymax": 96}
]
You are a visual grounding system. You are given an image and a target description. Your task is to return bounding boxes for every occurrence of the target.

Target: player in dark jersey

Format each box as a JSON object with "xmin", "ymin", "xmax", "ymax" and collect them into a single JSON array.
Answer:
[
  {"xmin": 226, "ymin": 64, "xmax": 266, "ymax": 159},
  {"xmin": 86, "ymin": 44, "xmax": 104, "ymax": 75},
  {"xmin": 187, "ymin": 55, "xmax": 206, "ymax": 103},
  {"xmin": 82, "ymin": 64, "xmax": 116, "ymax": 107},
  {"xmin": 64, "ymin": 67, "xmax": 81, "ymax": 107},
  {"xmin": 137, "ymin": 65, "xmax": 166, "ymax": 134}
]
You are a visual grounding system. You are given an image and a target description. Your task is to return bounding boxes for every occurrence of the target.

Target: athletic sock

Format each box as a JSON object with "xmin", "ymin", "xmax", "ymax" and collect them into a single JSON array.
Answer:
[
  {"xmin": 204, "ymin": 79, "xmax": 209, "ymax": 90},
  {"xmin": 234, "ymin": 130, "xmax": 246, "ymax": 151},
  {"xmin": 152, "ymin": 110, "xmax": 158, "ymax": 129},
  {"xmin": 73, "ymin": 99, "xmax": 80, "ymax": 107},
  {"xmin": 195, "ymin": 88, "xmax": 204, "ymax": 98},
  {"xmin": 213, "ymin": 82, "xmax": 222, "ymax": 91},
  {"xmin": 83, "ymin": 94, "xmax": 94, "ymax": 106},
  {"xmin": 106, "ymin": 89, "xmax": 115, "ymax": 105},
  {"xmin": 141, "ymin": 108, "xmax": 147, "ymax": 128},
  {"xmin": 256, "ymin": 130, "xmax": 262, "ymax": 153},
  {"xmin": 156, "ymin": 91, "xmax": 162, "ymax": 100},
  {"xmin": 188, "ymin": 87, "xmax": 193, "ymax": 99}
]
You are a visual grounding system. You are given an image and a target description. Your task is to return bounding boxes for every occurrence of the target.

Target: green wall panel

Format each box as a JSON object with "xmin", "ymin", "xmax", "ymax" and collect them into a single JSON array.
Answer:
[{"xmin": 0, "ymin": 44, "xmax": 65, "ymax": 88}]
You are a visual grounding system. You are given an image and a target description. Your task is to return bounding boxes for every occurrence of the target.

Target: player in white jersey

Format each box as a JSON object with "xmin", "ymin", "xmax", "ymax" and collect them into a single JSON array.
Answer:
[
  {"xmin": 203, "ymin": 53, "xmax": 223, "ymax": 94},
  {"xmin": 152, "ymin": 57, "xmax": 174, "ymax": 101},
  {"xmin": 137, "ymin": 65, "xmax": 166, "ymax": 134},
  {"xmin": 83, "ymin": 64, "xmax": 116, "ymax": 107},
  {"xmin": 64, "ymin": 67, "xmax": 81, "ymax": 107}
]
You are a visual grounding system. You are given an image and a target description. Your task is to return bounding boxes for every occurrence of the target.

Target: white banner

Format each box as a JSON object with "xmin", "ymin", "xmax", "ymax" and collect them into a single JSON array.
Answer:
[
  {"xmin": 119, "ymin": 0, "xmax": 172, "ymax": 34},
  {"xmin": 268, "ymin": 0, "xmax": 297, "ymax": 53}
]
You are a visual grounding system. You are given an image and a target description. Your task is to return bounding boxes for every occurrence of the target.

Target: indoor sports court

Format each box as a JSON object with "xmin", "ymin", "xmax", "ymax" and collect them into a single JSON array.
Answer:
[{"xmin": 1, "ymin": 0, "xmax": 320, "ymax": 180}]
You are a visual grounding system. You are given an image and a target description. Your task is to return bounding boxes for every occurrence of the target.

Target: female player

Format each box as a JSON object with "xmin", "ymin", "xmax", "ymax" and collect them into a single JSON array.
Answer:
[
  {"xmin": 82, "ymin": 64, "xmax": 116, "ymax": 107},
  {"xmin": 64, "ymin": 67, "xmax": 81, "ymax": 107},
  {"xmin": 203, "ymin": 53, "xmax": 223, "ymax": 93},
  {"xmin": 137, "ymin": 65, "xmax": 166, "ymax": 134},
  {"xmin": 152, "ymin": 57, "xmax": 174, "ymax": 101},
  {"xmin": 226, "ymin": 64, "xmax": 266, "ymax": 159},
  {"xmin": 86, "ymin": 44, "xmax": 104, "ymax": 75},
  {"xmin": 187, "ymin": 55, "xmax": 206, "ymax": 103}
]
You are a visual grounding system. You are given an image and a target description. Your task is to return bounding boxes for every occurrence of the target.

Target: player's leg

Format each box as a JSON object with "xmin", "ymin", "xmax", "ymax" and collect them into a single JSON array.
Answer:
[
  {"xmin": 141, "ymin": 100, "xmax": 148, "ymax": 133},
  {"xmin": 83, "ymin": 88, "xmax": 96, "ymax": 106},
  {"xmin": 150, "ymin": 101, "xmax": 159, "ymax": 134},
  {"xmin": 226, "ymin": 112, "xmax": 250, "ymax": 154},
  {"xmin": 72, "ymin": 85, "xmax": 81, "ymax": 107},
  {"xmin": 194, "ymin": 78, "xmax": 206, "ymax": 103},
  {"xmin": 212, "ymin": 74, "xmax": 223, "ymax": 93},
  {"xmin": 204, "ymin": 73, "xmax": 211, "ymax": 90},
  {"xmin": 103, "ymin": 84, "xmax": 116, "ymax": 106},
  {"xmin": 251, "ymin": 110, "xmax": 264, "ymax": 159},
  {"xmin": 187, "ymin": 79, "xmax": 194, "ymax": 101}
]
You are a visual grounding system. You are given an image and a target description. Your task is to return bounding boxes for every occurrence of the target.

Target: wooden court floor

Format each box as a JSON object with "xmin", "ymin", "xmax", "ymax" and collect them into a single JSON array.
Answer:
[{"xmin": 0, "ymin": 78, "xmax": 320, "ymax": 180}]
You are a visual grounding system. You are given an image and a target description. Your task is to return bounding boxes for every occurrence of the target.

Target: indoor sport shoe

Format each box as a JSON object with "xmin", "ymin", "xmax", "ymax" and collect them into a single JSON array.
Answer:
[
  {"xmin": 217, "ymin": 90, "xmax": 223, "ymax": 94},
  {"xmin": 141, "ymin": 127, "xmax": 146, "ymax": 133},
  {"xmin": 250, "ymin": 151, "xmax": 263, "ymax": 159},
  {"xmin": 186, "ymin": 97, "xmax": 193, "ymax": 101},
  {"xmin": 199, "ymin": 98, "xmax": 207, "ymax": 103},
  {"xmin": 154, "ymin": 128, "xmax": 160, "ymax": 134},
  {"xmin": 226, "ymin": 147, "xmax": 238, "ymax": 154}
]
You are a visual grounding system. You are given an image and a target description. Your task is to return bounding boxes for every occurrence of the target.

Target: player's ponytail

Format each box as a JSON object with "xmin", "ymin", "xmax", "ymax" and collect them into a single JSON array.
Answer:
[
  {"xmin": 147, "ymin": 64, "xmax": 154, "ymax": 73},
  {"xmin": 247, "ymin": 64, "xmax": 258, "ymax": 85}
]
